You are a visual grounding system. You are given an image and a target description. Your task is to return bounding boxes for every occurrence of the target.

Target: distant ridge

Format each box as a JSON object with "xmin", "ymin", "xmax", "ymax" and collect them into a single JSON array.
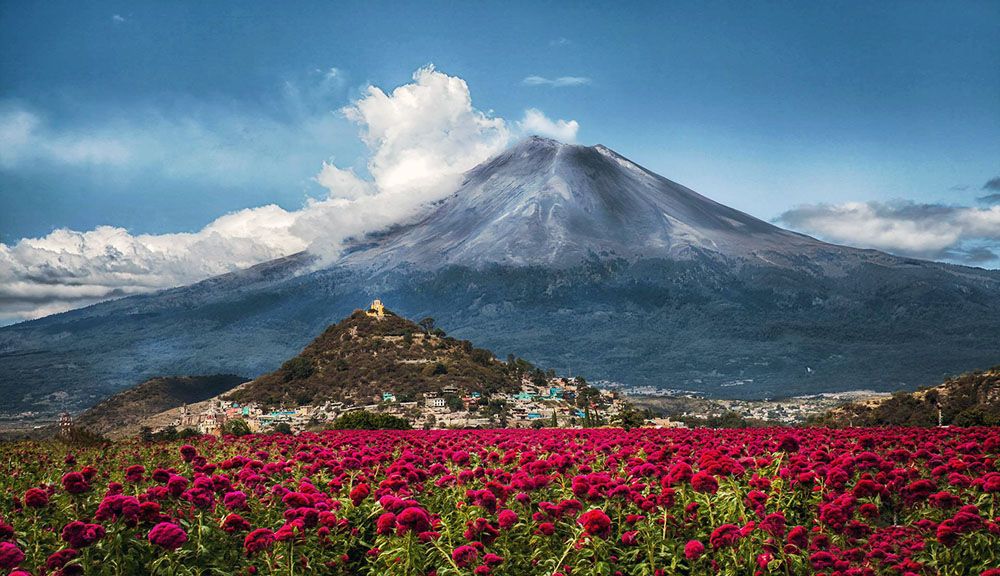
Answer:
[
  {"xmin": 77, "ymin": 374, "xmax": 247, "ymax": 438},
  {"xmin": 813, "ymin": 366, "xmax": 1000, "ymax": 427}
]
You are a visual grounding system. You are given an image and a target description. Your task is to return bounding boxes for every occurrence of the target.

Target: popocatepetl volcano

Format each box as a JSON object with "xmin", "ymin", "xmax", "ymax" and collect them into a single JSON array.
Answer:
[
  {"xmin": 2, "ymin": 137, "xmax": 998, "ymax": 415},
  {"xmin": 342, "ymin": 136, "xmax": 862, "ymax": 270}
]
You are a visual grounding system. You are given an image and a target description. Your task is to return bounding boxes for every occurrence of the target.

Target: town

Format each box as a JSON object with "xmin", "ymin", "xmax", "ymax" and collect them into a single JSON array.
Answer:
[{"xmin": 157, "ymin": 375, "xmax": 630, "ymax": 436}]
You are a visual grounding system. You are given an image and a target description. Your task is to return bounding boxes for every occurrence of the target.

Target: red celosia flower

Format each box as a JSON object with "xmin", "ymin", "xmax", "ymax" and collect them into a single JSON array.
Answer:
[
  {"xmin": 224, "ymin": 490, "xmax": 248, "ymax": 510},
  {"xmin": 61, "ymin": 472, "xmax": 90, "ymax": 494},
  {"xmin": 244, "ymin": 528, "xmax": 276, "ymax": 556},
  {"xmin": 497, "ymin": 509, "xmax": 518, "ymax": 530},
  {"xmin": 45, "ymin": 548, "xmax": 79, "ymax": 570},
  {"xmin": 179, "ymin": 445, "xmax": 198, "ymax": 462},
  {"xmin": 0, "ymin": 542, "xmax": 25, "ymax": 570},
  {"xmin": 621, "ymin": 530, "xmax": 639, "ymax": 545},
  {"xmin": 24, "ymin": 487, "xmax": 49, "ymax": 508},
  {"xmin": 761, "ymin": 512, "xmax": 786, "ymax": 537},
  {"xmin": 124, "ymin": 465, "xmax": 145, "ymax": 483},
  {"xmin": 222, "ymin": 513, "xmax": 252, "ymax": 533},
  {"xmin": 691, "ymin": 471, "xmax": 718, "ymax": 494},
  {"xmin": 395, "ymin": 507, "xmax": 432, "ymax": 534},
  {"xmin": 709, "ymin": 524, "xmax": 741, "ymax": 549},
  {"xmin": 452, "ymin": 545, "xmax": 479, "ymax": 568},
  {"xmin": 148, "ymin": 522, "xmax": 188, "ymax": 551},
  {"xmin": 684, "ymin": 539, "xmax": 705, "ymax": 560},
  {"xmin": 350, "ymin": 483, "xmax": 370, "ymax": 506},
  {"xmin": 60, "ymin": 521, "xmax": 105, "ymax": 548},
  {"xmin": 578, "ymin": 509, "xmax": 612, "ymax": 538},
  {"xmin": 375, "ymin": 512, "xmax": 396, "ymax": 535}
]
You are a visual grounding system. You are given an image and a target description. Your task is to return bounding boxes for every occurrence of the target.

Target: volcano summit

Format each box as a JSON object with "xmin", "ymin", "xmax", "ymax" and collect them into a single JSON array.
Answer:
[{"xmin": 2, "ymin": 137, "xmax": 998, "ymax": 414}]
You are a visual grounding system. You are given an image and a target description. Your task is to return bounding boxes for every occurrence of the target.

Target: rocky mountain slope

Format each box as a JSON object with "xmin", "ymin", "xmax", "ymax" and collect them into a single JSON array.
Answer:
[
  {"xmin": 2, "ymin": 138, "xmax": 998, "ymax": 414},
  {"xmin": 813, "ymin": 366, "xmax": 1000, "ymax": 427},
  {"xmin": 76, "ymin": 374, "xmax": 246, "ymax": 438},
  {"xmin": 226, "ymin": 304, "xmax": 525, "ymax": 408}
]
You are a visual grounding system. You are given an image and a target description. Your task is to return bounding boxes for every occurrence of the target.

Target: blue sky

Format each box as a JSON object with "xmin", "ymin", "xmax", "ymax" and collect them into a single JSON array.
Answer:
[{"xmin": 1, "ymin": 1, "xmax": 998, "ymax": 322}]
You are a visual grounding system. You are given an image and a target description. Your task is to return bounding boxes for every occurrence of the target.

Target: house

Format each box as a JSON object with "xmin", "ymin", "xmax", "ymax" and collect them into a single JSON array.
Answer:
[
  {"xmin": 424, "ymin": 393, "xmax": 446, "ymax": 408},
  {"xmin": 382, "ymin": 392, "xmax": 397, "ymax": 403}
]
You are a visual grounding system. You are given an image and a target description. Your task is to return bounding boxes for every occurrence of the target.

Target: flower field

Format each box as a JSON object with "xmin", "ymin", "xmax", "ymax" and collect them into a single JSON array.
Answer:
[{"xmin": 1, "ymin": 428, "xmax": 998, "ymax": 576}]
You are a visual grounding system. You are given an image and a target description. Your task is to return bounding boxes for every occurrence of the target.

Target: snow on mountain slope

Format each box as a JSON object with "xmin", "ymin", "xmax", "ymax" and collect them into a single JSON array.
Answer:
[{"xmin": 339, "ymin": 136, "xmax": 860, "ymax": 271}]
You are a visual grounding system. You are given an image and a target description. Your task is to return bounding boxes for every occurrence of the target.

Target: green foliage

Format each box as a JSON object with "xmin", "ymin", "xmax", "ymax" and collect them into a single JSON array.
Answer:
[
  {"xmin": 612, "ymin": 403, "xmax": 648, "ymax": 430},
  {"xmin": 418, "ymin": 316, "xmax": 435, "ymax": 334},
  {"xmin": 273, "ymin": 422, "xmax": 293, "ymax": 434},
  {"xmin": 281, "ymin": 357, "xmax": 315, "ymax": 382},
  {"xmin": 177, "ymin": 427, "xmax": 200, "ymax": 439},
  {"xmin": 330, "ymin": 410, "xmax": 411, "ymax": 430},
  {"xmin": 816, "ymin": 366, "xmax": 1000, "ymax": 427},
  {"xmin": 221, "ymin": 419, "xmax": 251, "ymax": 437}
]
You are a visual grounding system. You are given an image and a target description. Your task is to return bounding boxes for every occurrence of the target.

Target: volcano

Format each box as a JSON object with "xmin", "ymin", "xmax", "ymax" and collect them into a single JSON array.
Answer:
[
  {"xmin": 2, "ymin": 137, "xmax": 999, "ymax": 414},
  {"xmin": 342, "ymin": 137, "xmax": 870, "ymax": 270}
]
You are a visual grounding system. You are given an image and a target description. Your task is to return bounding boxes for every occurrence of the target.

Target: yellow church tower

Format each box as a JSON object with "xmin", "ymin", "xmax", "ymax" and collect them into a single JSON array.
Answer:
[{"xmin": 366, "ymin": 299, "xmax": 385, "ymax": 319}]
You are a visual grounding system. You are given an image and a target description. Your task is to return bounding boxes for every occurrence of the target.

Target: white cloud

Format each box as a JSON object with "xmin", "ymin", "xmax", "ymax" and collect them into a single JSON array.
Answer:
[
  {"xmin": 777, "ymin": 201, "xmax": 1000, "ymax": 264},
  {"xmin": 112, "ymin": 14, "xmax": 126, "ymax": 23},
  {"xmin": 522, "ymin": 75, "xmax": 591, "ymax": 87},
  {"xmin": 0, "ymin": 66, "xmax": 582, "ymax": 323},
  {"xmin": 343, "ymin": 65, "xmax": 510, "ymax": 197},
  {"xmin": 0, "ymin": 108, "xmax": 132, "ymax": 168},
  {"xmin": 518, "ymin": 108, "xmax": 579, "ymax": 143}
]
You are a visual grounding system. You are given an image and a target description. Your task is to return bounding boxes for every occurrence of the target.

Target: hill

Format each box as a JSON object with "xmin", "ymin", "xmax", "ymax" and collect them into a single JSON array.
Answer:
[
  {"xmin": 225, "ymin": 303, "xmax": 529, "ymax": 408},
  {"xmin": 2, "ymin": 137, "xmax": 999, "ymax": 415},
  {"xmin": 77, "ymin": 374, "xmax": 246, "ymax": 438},
  {"xmin": 813, "ymin": 366, "xmax": 1000, "ymax": 427}
]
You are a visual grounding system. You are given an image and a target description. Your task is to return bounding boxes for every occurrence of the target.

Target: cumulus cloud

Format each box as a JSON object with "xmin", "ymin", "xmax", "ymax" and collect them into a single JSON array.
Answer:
[
  {"xmin": 0, "ymin": 66, "xmax": 581, "ymax": 324},
  {"xmin": 518, "ymin": 108, "xmax": 579, "ymax": 143},
  {"xmin": 776, "ymin": 201, "xmax": 1000, "ymax": 265},
  {"xmin": 522, "ymin": 75, "xmax": 591, "ymax": 87}
]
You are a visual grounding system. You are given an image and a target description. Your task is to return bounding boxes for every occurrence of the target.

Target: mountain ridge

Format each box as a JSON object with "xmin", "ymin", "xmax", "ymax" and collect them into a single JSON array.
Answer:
[{"xmin": 1, "ymin": 138, "xmax": 998, "ymax": 415}]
